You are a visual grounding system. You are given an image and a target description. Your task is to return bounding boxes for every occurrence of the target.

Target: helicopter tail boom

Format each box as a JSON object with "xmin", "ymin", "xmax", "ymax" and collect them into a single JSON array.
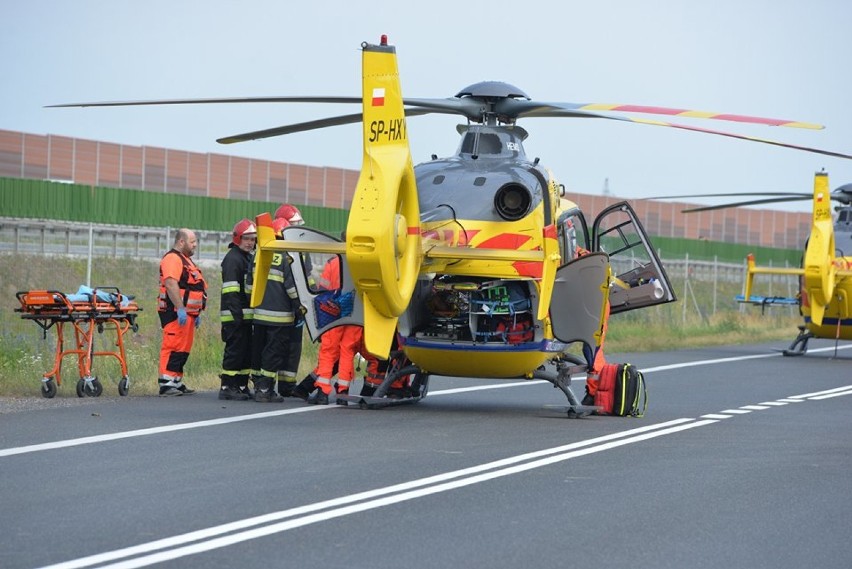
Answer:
[{"xmin": 344, "ymin": 38, "xmax": 422, "ymax": 357}]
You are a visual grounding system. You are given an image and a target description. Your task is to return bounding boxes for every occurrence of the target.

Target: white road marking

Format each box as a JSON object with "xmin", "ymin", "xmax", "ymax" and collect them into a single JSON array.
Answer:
[
  {"xmin": 0, "ymin": 405, "xmax": 326, "ymax": 458},
  {"xmin": 40, "ymin": 418, "xmax": 709, "ymax": 569},
  {"xmin": 3, "ymin": 349, "xmax": 851, "ymax": 459},
  {"xmin": 24, "ymin": 352, "xmax": 852, "ymax": 568},
  {"xmin": 808, "ymin": 389, "xmax": 852, "ymax": 401},
  {"xmin": 788, "ymin": 385, "xmax": 852, "ymax": 399}
]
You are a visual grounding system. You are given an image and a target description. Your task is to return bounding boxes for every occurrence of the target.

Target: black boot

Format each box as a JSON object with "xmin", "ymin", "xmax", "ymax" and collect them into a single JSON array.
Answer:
[
  {"xmin": 254, "ymin": 378, "xmax": 284, "ymax": 403},
  {"xmin": 219, "ymin": 375, "xmax": 250, "ymax": 401},
  {"xmin": 335, "ymin": 388, "xmax": 349, "ymax": 406},
  {"xmin": 308, "ymin": 389, "xmax": 329, "ymax": 405},
  {"xmin": 238, "ymin": 379, "xmax": 252, "ymax": 399},
  {"xmin": 278, "ymin": 380, "xmax": 295, "ymax": 398},
  {"xmin": 359, "ymin": 382, "xmax": 376, "ymax": 397},
  {"xmin": 291, "ymin": 374, "xmax": 316, "ymax": 401}
]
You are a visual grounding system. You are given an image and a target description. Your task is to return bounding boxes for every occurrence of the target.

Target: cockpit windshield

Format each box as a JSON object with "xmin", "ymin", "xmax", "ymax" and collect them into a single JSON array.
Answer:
[{"xmin": 456, "ymin": 127, "xmax": 526, "ymax": 159}]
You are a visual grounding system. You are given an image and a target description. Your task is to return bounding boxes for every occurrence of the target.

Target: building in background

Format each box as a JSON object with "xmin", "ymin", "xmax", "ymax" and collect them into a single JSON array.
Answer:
[{"xmin": 0, "ymin": 128, "xmax": 810, "ymax": 249}]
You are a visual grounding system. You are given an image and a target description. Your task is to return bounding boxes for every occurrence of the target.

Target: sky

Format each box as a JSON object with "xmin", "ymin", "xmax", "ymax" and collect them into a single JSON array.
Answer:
[{"xmin": 3, "ymin": 0, "xmax": 852, "ymax": 213}]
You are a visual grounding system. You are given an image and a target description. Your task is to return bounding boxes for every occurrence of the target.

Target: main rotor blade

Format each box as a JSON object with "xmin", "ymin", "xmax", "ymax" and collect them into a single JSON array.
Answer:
[
  {"xmin": 515, "ymin": 107, "xmax": 852, "ymax": 160},
  {"xmin": 46, "ymin": 96, "xmax": 363, "ymax": 108},
  {"xmin": 517, "ymin": 101, "xmax": 823, "ymax": 129},
  {"xmin": 217, "ymin": 108, "xmax": 435, "ymax": 144},
  {"xmin": 47, "ymin": 95, "xmax": 484, "ymax": 117},
  {"xmin": 644, "ymin": 192, "xmax": 811, "ymax": 201},
  {"xmin": 681, "ymin": 196, "xmax": 812, "ymax": 213}
]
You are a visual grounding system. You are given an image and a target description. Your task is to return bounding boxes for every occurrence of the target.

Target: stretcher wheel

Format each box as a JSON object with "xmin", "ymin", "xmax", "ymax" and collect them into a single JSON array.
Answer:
[
  {"xmin": 118, "ymin": 377, "xmax": 129, "ymax": 397},
  {"xmin": 76, "ymin": 378, "xmax": 104, "ymax": 397},
  {"xmin": 41, "ymin": 379, "xmax": 57, "ymax": 399}
]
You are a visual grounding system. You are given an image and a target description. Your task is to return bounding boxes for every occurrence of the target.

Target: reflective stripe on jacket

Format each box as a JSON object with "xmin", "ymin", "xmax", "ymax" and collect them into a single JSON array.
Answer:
[
  {"xmin": 220, "ymin": 245, "xmax": 254, "ymax": 322},
  {"xmin": 158, "ymin": 249, "xmax": 207, "ymax": 315},
  {"xmin": 250, "ymin": 251, "xmax": 299, "ymax": 326}
]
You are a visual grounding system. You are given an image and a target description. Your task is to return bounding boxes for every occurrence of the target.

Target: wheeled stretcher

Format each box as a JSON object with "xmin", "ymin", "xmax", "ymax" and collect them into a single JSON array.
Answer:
[{"xmin": 15, "ymin": 287, "xmax": 141, "ymax": 398}]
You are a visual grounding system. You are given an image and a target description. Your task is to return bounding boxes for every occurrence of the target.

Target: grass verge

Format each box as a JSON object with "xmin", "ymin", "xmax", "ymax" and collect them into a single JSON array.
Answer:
[{"xmin": 1, "ymin": 253, "xmax": 797, "ymax": 397}]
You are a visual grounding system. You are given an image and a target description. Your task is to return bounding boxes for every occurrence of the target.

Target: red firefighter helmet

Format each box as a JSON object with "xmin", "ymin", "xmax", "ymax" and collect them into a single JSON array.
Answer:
[
  {"xmin": 274, "ymin": 204, "xmax": 304, "ymax": 226},
  {"xmin": 272, "ymin": 217, "xmax": 290, "ymax": 238},
  {"xmin": 232, "ymin": 218, "xmax": 257, "ymax": 246}
]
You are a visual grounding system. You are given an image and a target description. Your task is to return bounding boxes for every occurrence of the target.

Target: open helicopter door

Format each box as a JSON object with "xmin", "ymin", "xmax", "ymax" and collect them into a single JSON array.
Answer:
[
  {"xmin": 280, "ymin": 226, "xmax": 364, "ymax": 341},
  {"xmin": 549, "ymin": 252, "xmax": 610, "ymax": 349},
  {"xmin": 592, "ymin": 202, "xmax": 676, "ymax": 314}
]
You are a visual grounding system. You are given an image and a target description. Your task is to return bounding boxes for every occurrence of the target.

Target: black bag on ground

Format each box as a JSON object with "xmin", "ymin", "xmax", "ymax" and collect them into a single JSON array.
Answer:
[{"xmin": 613, "ymin": 363, "xmax": 647, "ymax": 417}]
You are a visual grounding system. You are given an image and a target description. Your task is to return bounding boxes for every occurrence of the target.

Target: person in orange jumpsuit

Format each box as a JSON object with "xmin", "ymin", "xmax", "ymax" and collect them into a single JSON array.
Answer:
[
  {"xmin": 157, "ymin": 228, "xmax": 207, "ymax": 396},
  {"xmin": 306, "ymin": 253, "xmax": 363, "ymax": 405},
  {"xmin": 573, "ymin": 244, "xmax": 610, "ymax": 406},
  {"xmin": 289, "ymin": 228, "xmax": 361, "ymax": 405}
]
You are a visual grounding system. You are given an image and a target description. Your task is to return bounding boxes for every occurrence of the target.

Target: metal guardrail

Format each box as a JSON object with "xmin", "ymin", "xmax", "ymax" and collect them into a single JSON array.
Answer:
[
  {"xmin": 1, "ymin": 216, "xmax": 799, "ymax": 288},
  {"xmin": 0, "ymin": 218, "xmax": 231, "ymax": 263}
]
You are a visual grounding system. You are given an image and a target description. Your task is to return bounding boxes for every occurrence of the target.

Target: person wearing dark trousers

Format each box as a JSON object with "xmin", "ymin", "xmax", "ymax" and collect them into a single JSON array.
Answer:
[
  {"xmin": 218, "ymin": 219, "xmax": 257, "ymax": 401},
  {"xmin": 248, "ymin": 218, "xmax": 301, "ymax": 402}
]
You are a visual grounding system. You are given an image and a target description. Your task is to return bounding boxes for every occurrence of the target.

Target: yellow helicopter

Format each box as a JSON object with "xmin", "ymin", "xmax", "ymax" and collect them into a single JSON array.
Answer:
[
  {"xmin": 52, "ymin": 36, "xmax": 852, "ymax": 413},
  {"xmin": 660, "ymin": 171, "xmax": 852, "ymax": 357}
]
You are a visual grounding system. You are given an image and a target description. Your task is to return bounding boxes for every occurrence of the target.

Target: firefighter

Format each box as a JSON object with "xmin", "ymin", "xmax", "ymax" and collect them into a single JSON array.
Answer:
[
  {"xmin": 274, "ymin": 203, "xmax": 305, "ymax": 227},
  {"xmin": 272, "ymin": 203, "xmax": 307, "ymax": 396},
  {"xmin": 218, "ymin": 219, "xmax": 256, "ymax": 401},
  {"xmin": 157, "ymin": 228, "xmax": 207, "ymax": 396},
  {"xmin": 248, "ymin": 217, "xmax": 301, "ymax": 402}
]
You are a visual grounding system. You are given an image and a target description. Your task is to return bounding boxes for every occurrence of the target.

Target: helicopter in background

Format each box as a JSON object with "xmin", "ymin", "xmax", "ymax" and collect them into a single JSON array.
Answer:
[
  {"xmin": 52, "ymin": 36, "xmax": 852, "ymax": 414},
  {"xmin": 656, "ymin": 172, "xmax": 852, "ymax": 357}
]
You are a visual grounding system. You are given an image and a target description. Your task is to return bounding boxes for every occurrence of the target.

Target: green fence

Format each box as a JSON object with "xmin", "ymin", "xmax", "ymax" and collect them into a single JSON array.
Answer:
[
  {"xmin": 652, "ymin": 235, "xmax": 801, "ymax": 265},
  {"xmin": 1, "ymin": 177, "xmax": 803, "ymax": 265},
  {"xmin": 0, "ymin": 177, "xmax": 348, "ymax": 234}
]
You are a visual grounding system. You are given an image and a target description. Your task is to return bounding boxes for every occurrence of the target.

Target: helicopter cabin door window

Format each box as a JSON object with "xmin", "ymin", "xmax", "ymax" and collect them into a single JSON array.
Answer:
[
  {"xmin": 279, "ymin": 226, "xmax": 364, "ymax": 341},
  {"xmin": 591, "ymin": 202, "xmax": 677, "ymax": 314}
]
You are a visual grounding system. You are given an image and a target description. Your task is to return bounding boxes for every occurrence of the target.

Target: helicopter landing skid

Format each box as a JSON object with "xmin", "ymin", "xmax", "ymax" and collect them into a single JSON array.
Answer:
[
  {"xmin": 337, "ymin": 393, "xmax": 424, "ymax": 409},
  {"xmin": 782, "ymin": 326, "xmax": 815, "ymax": 356},
  {"xmin": 340, "ymin": 359, "xmax": 429, "ymax": 409},
  {"xmin": 535, "ymin": 364, "xmax": 598, "ymax": 418}
]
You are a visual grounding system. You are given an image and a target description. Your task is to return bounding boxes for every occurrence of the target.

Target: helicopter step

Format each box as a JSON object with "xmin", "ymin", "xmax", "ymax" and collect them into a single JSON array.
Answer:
[
  {"xmin": 781, "ymin": 325, "xmax": 815, "ymax": 357},
  {"xmin": 535, "ymin": 364, "xmax": 599, "ymax": 418},
  {"xmin": 337, "ymin": 360, "xmax": 430, "ymax": 409}
]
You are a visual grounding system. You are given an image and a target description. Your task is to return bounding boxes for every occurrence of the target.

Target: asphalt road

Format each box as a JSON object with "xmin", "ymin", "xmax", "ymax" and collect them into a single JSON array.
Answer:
[{"xmin": 2, "ymin": 340, "xmax": 851, "ymax": 569}]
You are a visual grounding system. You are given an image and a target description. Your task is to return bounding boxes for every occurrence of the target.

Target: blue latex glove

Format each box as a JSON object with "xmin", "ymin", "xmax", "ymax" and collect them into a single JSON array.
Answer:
[
  {"xmin": 177, "ymin": 307, "xmax": 188, "ymax": 325},
  {"xmin": 195, "ymin": 313, "xmax": 202, "ymax": 329}
]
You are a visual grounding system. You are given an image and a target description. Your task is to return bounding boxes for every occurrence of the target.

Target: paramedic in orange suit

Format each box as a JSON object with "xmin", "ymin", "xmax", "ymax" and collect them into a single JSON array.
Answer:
[
  {"xmin": 292, "ymin": 248, "xmax": 363, "ymax": 405},
  {"xmin": 574, "ymin": 245, "xmax": 609, "ymax": 405},
  {"xmin": 157, "ymin": 228, "xmax": 207, "ymax": 396}
]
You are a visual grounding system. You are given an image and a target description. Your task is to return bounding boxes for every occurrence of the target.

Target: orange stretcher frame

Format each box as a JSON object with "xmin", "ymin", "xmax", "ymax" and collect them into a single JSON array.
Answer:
[{"xmin": 15, "ymin": 287, "xmax": 141, "ymax": 398}]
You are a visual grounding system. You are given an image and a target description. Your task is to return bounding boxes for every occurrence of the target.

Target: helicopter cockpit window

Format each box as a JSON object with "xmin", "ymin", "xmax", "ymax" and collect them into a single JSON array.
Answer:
[
  {"xmin": 460, "ymin": 132, "xmax": 504, "ymax": 155},
  {"xmin": 835, "ymin": 230, "xmax": 852, "ymax": 257}
]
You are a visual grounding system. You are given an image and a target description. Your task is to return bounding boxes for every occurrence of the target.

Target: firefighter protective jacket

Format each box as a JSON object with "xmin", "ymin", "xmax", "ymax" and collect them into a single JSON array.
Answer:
[
  {"xmin": 220, "ymin": 244, "xmax": 254, "ymax": 324},
  {"xmin": 248, "ymin": 250, "xmax": 300, "ymax": 326}
]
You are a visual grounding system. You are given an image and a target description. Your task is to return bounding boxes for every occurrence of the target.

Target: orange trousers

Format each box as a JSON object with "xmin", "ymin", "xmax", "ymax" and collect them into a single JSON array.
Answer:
[
  {"xmin": 585, "ymin": 302, "xmax": 610, "ymax": 396},
  {"xmin": 158, "ymin": 316, "xmax": 197, "ymax": 385},
  {"xmin": 314, "ymin": 325, "xmax": 363, "ymax": 394}
]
